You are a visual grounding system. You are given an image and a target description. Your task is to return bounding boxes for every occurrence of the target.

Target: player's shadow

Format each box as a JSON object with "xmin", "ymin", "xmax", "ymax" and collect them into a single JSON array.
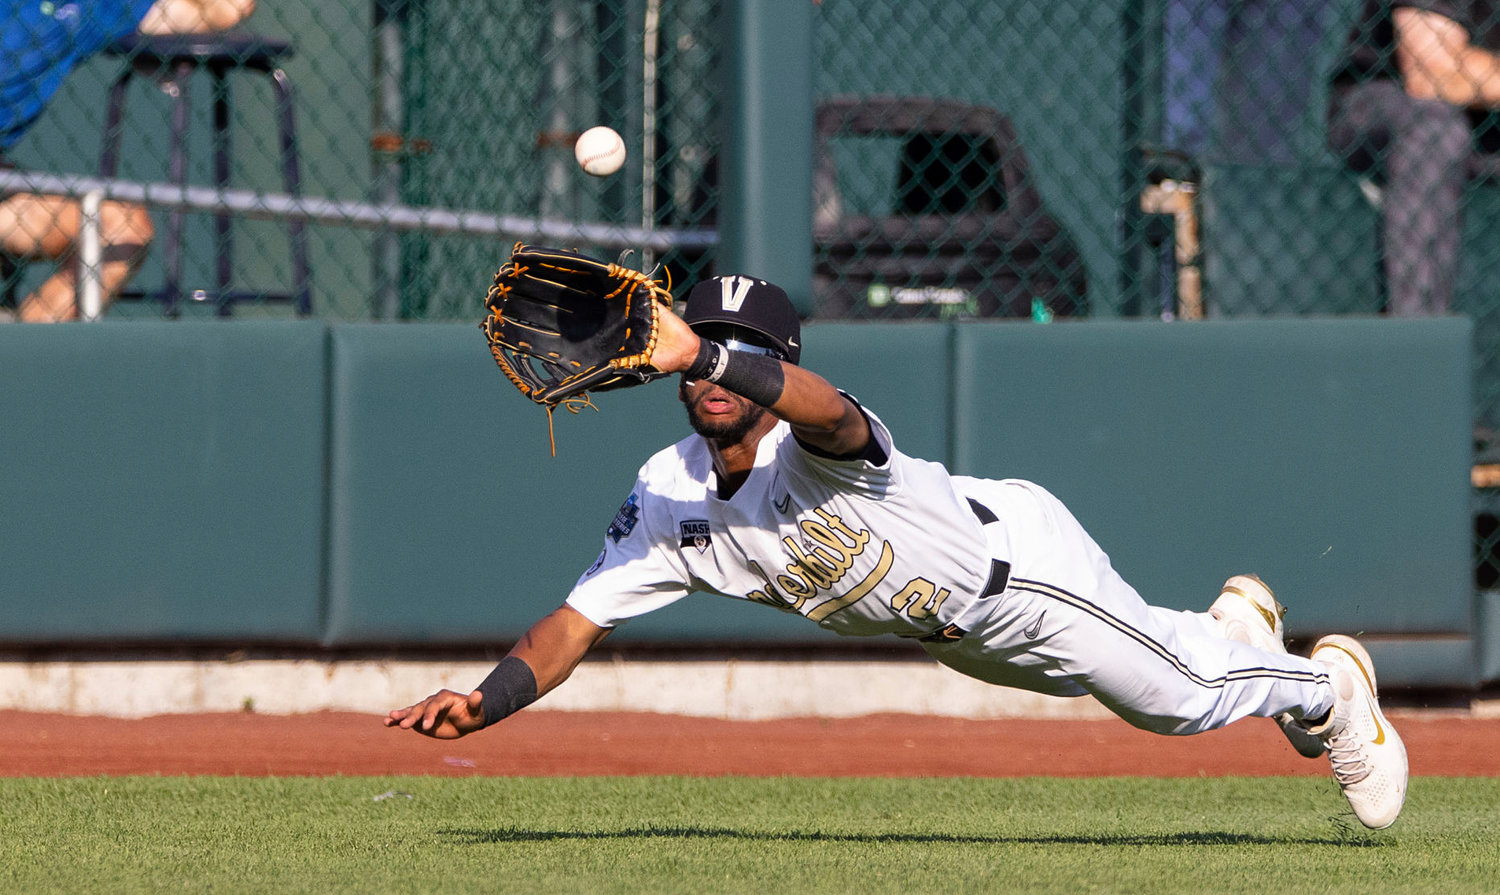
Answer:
[{"xmin": 439, "ymin": 826, "xmax": 1376, "ymax": 848}]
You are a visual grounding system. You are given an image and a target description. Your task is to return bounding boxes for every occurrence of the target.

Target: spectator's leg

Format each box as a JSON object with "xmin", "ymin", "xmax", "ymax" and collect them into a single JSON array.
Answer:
[
  {"xmin": 1385, "ymin": 97, "xmax": 1469, "ymax": 314},
  {"xmin": 0, "ymin": 193, "xmax": 152, "ymax": 322},
  {"xmin": 1330, "ymin": 82, "xmax": 1469, "ymax": 315}
]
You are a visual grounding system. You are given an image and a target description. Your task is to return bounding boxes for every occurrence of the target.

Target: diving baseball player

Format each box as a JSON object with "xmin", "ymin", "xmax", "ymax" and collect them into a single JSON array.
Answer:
[{"xmin": 387, "ymin": 275, "xmax": 1408, "ymax": 830}]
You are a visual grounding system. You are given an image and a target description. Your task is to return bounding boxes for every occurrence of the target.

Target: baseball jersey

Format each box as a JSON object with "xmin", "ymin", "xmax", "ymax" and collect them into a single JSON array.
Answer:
[{"xmin": 565, "ymin": 400, "xmax": 1011, "ymax": 640}]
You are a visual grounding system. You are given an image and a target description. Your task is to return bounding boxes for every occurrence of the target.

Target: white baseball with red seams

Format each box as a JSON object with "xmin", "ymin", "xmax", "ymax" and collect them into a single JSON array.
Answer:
[{"xmin": 575, "ymin": 126, "xmax": 626, "ymax": 176}]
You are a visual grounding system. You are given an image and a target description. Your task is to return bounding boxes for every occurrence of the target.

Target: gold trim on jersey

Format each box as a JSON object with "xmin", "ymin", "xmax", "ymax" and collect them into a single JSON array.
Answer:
[
  {"xmin": 743, "ymin": 508, "xmax": 898, "ymax": 622},
  {"xmin": 806, "ymin": 541, "xmax": 895, "ymax": 622}
]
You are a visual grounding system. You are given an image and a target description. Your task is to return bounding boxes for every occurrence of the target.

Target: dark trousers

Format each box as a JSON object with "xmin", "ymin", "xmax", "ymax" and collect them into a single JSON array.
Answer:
[{"xmin": 1328, "ymin": 80, "xmax": 1472, "ymax": 316}]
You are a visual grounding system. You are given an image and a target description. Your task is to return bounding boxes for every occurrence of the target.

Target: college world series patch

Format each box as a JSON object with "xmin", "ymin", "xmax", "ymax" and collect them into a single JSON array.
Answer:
[
  {"xmin": 680, "ymin": 519, "xmax": 712, "ymax": 553},
  {"xmin": 607, "ymin": 494, "xmax": 640, "ymax": 543}
]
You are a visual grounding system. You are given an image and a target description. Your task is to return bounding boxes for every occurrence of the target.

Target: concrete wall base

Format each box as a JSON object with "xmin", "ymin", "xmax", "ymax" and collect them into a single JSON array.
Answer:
[{"xmin": 0, "ymin": 657, "xmax": 1117, "ymax": 720}]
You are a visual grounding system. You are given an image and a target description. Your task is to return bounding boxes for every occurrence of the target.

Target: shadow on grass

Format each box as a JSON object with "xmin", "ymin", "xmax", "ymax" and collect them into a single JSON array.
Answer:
[{"xmin": 439, "ymin": 826, "xmax": 1378, "ymax": 848}]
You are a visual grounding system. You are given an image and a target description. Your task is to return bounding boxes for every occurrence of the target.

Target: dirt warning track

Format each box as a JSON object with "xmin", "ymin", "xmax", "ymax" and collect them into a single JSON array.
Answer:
[{"xmin": 1, "ymin": 710, "xmax": 1494, "ymax": 777}]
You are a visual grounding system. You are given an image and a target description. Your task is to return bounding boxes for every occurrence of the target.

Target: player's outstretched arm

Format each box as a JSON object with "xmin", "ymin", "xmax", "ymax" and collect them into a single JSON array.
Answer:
[
  {"xmin": 650, "ymin": 302, "xmax": 870, "ymax": 456},
  {"xmin": 506, "ymin": 603, "xmax": 613, "ymax": 696},
  {"xmin": 384, "ymin": 604, "xmax": 610, "ymax": 738},
  {"xmin": 772, "ymin": 364, "xmax": 872, "ymax": 456}
]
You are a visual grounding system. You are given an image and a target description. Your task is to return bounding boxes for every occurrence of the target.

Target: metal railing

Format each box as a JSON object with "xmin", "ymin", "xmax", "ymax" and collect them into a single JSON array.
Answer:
[{"xmin": 0, "ymin": 169, "xmax": 718, "ymax": 320}]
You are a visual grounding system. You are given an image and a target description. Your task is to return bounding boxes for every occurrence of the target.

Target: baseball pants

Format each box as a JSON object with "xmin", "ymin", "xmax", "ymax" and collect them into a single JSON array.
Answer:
[{"xmin": 928, "ymin": 478, "xmax": 1336, "ymax": 736}]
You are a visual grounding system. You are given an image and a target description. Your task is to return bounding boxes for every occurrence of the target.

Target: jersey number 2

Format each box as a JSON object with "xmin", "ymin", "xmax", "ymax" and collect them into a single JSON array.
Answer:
[{"xmin": 890, "ymin": 577, "xmax": 951, "ymax": 620}]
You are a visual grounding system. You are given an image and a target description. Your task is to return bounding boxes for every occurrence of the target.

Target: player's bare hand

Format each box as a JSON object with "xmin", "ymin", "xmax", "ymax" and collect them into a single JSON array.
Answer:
[
  {"xmin": 383, "ymin": 688, "xmax": 485, "ymax": 739},
  {"xmin": 648, "ymin": 302, "xmax": 701, "ymax": 374}
]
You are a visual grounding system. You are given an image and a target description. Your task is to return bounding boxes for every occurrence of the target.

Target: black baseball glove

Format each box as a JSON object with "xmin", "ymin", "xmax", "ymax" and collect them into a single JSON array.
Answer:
[{"xmin": 481, "ymin": 243, "xmax": 674, "ymax": 408}]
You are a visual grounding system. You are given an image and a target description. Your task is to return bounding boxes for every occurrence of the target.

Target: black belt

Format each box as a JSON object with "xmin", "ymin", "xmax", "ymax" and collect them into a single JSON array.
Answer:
[
  {"xmin": 907, "ymin": 500, "xmax": 1012, "ymax": 644},
  {"xmin": 968, "ymin": 499, "xmax": 1010, "ymax": 599}
]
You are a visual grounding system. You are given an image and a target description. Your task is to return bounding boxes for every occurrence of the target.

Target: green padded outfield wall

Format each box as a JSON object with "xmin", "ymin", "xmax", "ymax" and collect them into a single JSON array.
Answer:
[
  {"xmin": 323, "ymin": 318, "xmax": 1472, "ymax": 654},
  {"xmin": 0, "ymin": 322, "xmax": 327, "ymax": 641},
  {"xmin": 951, "ymin": 318, "xmax": 1474, "ymax": 639},
  {"xmin": 320, "ymin": 322, "xmax": 736, "ymax": 645},
  {"xmin": 320, "ymin": 322, "xmax": 950, "ymax": 646},
  {"xmin": 0, "ymin": 319, "xmax": 1476, "ymax": 679}
]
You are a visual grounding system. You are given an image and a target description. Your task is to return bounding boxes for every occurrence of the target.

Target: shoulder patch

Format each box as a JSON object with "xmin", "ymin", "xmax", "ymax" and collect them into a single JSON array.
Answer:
[
  {"xmin": 607, "ymin": 493, "xmax": 641, "ymax": 543},
  {"xmin": 679, "ymin": 519, "xmax": 712, "ymax": 553}
]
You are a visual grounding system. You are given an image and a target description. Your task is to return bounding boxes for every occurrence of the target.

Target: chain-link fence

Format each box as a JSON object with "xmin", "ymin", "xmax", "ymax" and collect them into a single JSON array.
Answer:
[
  {"xmin": 8, "ymin": 1, "xmax": 1500, "ymax": 569},
  {"xmin": 2, "ymin": 0, "xmax": 723, "ymax": 323}
]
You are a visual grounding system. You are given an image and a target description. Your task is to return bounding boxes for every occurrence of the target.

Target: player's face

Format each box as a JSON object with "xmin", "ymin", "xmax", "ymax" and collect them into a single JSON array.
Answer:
[{"xmin": 679, "ymin": 378, "xmax": 767, "ymax": 443}]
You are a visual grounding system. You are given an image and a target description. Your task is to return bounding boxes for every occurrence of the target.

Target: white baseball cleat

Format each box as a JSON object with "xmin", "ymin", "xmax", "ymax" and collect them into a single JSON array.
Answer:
[
  {"xmin": 1210, "ymin": 574, "xmax": 1326, "ymax": 758},
  {"xmin": 1306, "ymin": 634, "xmax": 1408, "ymax": 830}
]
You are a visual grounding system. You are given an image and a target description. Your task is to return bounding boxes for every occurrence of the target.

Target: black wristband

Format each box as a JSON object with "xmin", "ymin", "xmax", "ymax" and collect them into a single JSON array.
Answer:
[
  {"xmin": 684, "ymin": 338, "xmax": 724, "ymax": 382},
  {"xmin": 474, "ymin": 655, "xmax": 538, "ymax": 728},
  {"xmin": 711, "ymin": 349, "xmax": 786, "ymax": 407},
  {"xmin": 684, "ymin": 339, "xmax": 785, "ymax": 407}
]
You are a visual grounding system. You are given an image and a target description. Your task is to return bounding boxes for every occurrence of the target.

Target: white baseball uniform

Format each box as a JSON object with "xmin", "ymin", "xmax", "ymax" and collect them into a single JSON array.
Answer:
[{"xmin": 566, "ymin": 400, "xmax": 1335, "ymax": 735}]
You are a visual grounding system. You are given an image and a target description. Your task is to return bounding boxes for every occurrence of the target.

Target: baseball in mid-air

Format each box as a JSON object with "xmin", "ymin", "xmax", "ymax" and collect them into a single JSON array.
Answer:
[{"xmin": 575, "ymin": 125, "xmax": 626, "ymax": 177}]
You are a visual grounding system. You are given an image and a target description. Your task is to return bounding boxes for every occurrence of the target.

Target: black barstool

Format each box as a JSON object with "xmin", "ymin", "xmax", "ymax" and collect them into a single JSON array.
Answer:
[{"xmin": 100, "ymin": 33, "xmax": 311, "ymax": 316}]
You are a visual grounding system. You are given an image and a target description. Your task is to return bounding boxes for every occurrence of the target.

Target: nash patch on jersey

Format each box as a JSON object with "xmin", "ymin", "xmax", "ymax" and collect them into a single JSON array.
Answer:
[
  {"xmin": 607, "ymin": 493, "xmax": 641, "ymax": 543},
  {"xmin": 584, "ymin": 548, "xmax": 607, "ymax": 577},
  {"xmin": 679, "ymin": 519, "xmax": 712, "ymax": 553}
]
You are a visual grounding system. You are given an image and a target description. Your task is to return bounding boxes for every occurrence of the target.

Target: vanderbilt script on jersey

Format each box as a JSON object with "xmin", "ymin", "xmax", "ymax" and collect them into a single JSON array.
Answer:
[{"xmin": 565, "ymin": 403, "xmax": 999, "ymax": 639}]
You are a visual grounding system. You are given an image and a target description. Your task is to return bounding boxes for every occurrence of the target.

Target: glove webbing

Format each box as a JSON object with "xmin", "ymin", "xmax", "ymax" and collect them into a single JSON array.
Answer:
[{"xmin": 481, "ymin": 249, "xmax": 673, "ymax": 456}]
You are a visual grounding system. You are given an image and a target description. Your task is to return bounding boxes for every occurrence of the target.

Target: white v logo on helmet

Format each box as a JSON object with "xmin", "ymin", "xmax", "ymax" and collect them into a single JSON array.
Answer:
[{"xmin": 719, "ymin": 276, "xmax": 756, "ymax": 312}]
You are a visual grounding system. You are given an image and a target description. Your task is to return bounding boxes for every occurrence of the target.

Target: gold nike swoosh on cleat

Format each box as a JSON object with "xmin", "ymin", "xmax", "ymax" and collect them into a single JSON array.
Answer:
[
  {"xmin": 1323, "ymin": 642, "xmax": 1378, "ymax": 695},
  {"xmin": 1369, "ymin": 695, "xmax": 1386, "ymax": 745}
]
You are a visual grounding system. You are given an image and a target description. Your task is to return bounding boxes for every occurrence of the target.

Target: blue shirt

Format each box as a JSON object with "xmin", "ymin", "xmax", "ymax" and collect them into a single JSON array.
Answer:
[{"xmin": 2, "ymin": 0, "xmax": 157, "ymax": 149}]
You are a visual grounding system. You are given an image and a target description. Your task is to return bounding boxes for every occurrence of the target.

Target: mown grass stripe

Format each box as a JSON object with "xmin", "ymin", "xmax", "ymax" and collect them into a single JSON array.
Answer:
[{"xmin": 0, "ymin": 776, "xmax": 1495, "ymax": 894}]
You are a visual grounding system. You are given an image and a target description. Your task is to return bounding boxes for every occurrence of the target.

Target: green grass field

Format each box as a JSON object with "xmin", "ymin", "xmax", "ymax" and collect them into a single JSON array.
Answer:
[{"xmin": 2, "ymin": 776, "xmax": 1496, "ymax": 894}]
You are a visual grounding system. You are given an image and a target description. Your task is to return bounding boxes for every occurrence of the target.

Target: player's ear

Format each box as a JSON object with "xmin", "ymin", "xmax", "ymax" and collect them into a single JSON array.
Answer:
[{"xmin": 677, "ymin": 377, "xmax": 690, "ymax": 404}]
